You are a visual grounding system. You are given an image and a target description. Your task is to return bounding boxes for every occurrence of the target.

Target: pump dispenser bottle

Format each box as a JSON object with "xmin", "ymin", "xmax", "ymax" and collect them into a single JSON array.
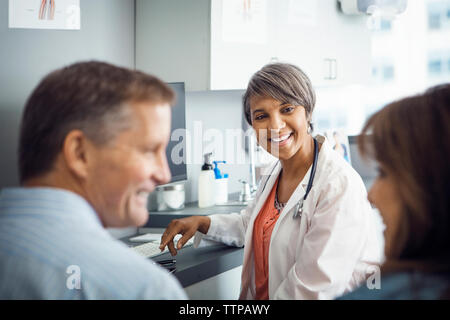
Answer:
[
  {"xmin": 198, "ymin": 152, "xmax": 215, "ymax": 208},
  {"xmin": 213, "ymin": 161, "xmax": 229, "ymax": 205}
]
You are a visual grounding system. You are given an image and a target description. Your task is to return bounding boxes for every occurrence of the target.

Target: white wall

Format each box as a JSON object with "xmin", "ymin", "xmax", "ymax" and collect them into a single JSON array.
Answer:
[
  {"xmin": 184, "ymin": 89, "xmax": 252, "ymax": 203},
  {"xmin": 0, "ymin": 0, "xmax": 135, "ymax": 188}
]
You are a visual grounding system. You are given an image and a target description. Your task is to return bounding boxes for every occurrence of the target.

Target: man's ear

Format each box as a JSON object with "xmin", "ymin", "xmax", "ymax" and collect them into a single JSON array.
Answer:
[{"xmin": 62, "ymin": 130, "xmax": 93, "ymax": 180}]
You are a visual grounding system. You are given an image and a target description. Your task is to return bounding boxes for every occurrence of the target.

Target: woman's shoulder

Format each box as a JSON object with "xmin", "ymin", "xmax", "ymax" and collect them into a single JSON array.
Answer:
[{"xmin": 338, "ymin": 271, "xmax": 450, "ymax": 300}]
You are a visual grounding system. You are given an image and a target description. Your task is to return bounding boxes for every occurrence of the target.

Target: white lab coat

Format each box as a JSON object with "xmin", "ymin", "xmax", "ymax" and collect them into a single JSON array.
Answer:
[{"xmin": 194, "ymin": 134, "xmax": 384, "ymax": 300}]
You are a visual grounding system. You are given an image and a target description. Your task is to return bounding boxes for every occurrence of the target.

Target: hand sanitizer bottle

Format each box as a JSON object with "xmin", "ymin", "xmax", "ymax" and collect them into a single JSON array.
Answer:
[
  {"xmin": 198, "ymin": 152, "xmax": 215, "ymax": 208},
  {"xmin": 213, "ymin": 161, "xmax": 229, "ymax": 205}
]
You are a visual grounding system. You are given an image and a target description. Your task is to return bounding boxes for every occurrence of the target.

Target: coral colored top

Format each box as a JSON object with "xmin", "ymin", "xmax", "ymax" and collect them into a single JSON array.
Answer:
[{"xmin": 252, "ymin": 176, "xmax": 281, "ymax": 300}]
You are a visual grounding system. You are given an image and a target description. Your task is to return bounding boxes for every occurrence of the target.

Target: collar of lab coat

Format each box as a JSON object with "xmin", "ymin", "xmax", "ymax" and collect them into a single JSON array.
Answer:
[
  {"xmin": 240, "ymin": 134, "xmax": 330, "ymax": 298},
  {"xmin": 262, "ymin": 134, "xmax": 329, "ymax": 224}
]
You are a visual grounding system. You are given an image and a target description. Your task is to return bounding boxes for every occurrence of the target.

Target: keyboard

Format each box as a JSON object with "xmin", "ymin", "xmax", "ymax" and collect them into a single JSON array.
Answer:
[
  {"xmin": 130, "ymin": 237, "xmax": 194, "ymax": 259},
  {"xmin": 131, "ymin": 241, "xmax": 169, "ymax": 258}
]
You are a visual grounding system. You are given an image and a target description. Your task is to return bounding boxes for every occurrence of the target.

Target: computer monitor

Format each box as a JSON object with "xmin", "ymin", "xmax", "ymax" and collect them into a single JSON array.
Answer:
[
  {"xmin": 166, "ymin": 82, "xmax": 187, "ymax": 183},
  {"xmin": 348, "ymin": 135, "xmax": 378, "ymax": 190}
]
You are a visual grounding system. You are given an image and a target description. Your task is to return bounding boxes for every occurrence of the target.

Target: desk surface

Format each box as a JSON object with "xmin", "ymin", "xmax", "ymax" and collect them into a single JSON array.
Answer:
[
  {"xmin": 136, "ymin": 199, "xmax": 246, "ymax": 287},
  {"xmin": 121, "ymin": 230, "xmax": 244, "ymax": 288}
]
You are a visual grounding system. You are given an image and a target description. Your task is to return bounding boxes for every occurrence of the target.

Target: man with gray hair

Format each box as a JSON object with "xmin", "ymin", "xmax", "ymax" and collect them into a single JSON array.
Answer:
[{"xmin": 0, "ymin": 61, "xmax": 187, "ymax": 299}]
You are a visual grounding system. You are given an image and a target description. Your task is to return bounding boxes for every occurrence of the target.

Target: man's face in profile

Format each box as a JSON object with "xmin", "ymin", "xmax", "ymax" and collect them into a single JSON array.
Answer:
[{"xmin": 85, "ymin": 102, "xmax": 172, "ymax": 227}]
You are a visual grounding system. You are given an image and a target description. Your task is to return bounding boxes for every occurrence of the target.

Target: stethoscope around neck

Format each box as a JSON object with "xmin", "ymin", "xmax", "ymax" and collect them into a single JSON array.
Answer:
[
  {"xmin": 293, "ymin": 137, "xmax": 319, "ymax": 219},
  {"xmin": 260, "ymin": 137, "xmax": 319, "ymax": 219}
]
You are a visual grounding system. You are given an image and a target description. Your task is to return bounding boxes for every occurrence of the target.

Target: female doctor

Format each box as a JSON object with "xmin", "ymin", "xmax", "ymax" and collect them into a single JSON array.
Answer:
[{"xmin": 160, "ymin": 63, "xmax": 383, "ymax": 299}]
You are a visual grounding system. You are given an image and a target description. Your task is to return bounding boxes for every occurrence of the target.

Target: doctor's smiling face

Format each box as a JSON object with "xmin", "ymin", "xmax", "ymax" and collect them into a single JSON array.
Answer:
[
  {"xmin": 243, "ymin": 63, "xmax": 316, "ymax": 162},
  {"xmin": 250, "ymin": 96, "xmax": 310, "ymax": 160}
]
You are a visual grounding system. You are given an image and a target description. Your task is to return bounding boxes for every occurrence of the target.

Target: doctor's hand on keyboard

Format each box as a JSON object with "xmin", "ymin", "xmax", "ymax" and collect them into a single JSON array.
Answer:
[
  {"xmin": 160, "ymin": 216, "xmax": 211, "ymax": 256},
  {"xmin": 131, "ymin": 234, "xmax": 194, "ymax": 259}
]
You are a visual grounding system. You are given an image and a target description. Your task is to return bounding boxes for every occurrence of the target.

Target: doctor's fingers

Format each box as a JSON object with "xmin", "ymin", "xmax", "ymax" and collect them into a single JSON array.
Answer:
[
  {"xmin": 167, "ymin": 239, "xmax": 177, "ymax": 256},
  {"xmin": 176, "ymin": 229, "xmax": 196, "ymax": 250},
  {"xmin": 159, "ymin": 231, "xmax": 178, "ymax": 256},
  {"xmin": 160, "ymin": 219, "xmax": 188, "ymax": 249}
]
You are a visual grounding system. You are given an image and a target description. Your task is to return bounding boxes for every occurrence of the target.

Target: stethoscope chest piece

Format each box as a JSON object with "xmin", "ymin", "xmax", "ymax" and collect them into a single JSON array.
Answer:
[{"xmin": 293, "ymin": 201, "xmax": 303, "ymax": 219}]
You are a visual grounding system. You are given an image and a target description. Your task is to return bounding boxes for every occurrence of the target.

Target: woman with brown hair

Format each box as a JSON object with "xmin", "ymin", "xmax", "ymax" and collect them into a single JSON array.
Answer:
[{"xmin": 340, "ymin": 84, "xmax": 450, "ymax": 299}]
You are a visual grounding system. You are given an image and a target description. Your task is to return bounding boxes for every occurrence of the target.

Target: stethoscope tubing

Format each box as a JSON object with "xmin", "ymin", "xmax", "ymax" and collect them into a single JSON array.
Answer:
[{"xmin": 259, "ymin": 137, "xmax": 319, "ymax": 219}]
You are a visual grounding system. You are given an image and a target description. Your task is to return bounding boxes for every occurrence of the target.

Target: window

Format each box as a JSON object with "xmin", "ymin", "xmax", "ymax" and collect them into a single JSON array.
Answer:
[
  {"xmin": 429, "ymin": 60, "xmax": 442, "ymax": 75},
  {"xmin": 427, "ymin": 0, "xmax": 450, "ymax": 30},
  {"xmin": 382, "ymin": 65, "xmax": 395, "ymax": 80},
  {"xmin": 428, "ymin": 13, "xmax": 442, "ymax": 29},
  {"xmin": 314, "ymin": 0, "xmax": 450, "ymax": 136},
  {"xmin": 380, "ymin": 19, "xmax": 392, "ymax": 31},
  {"xmin": 428, "ymin": 51, "xmax": 450, "ymax": 76},
  {"xmin": 372, "ymin": 67, "xmax": 378, "ymax": 78},
  {"xmin": 371, "ymin": 60, "xmax": 395, "ymax": 83}
]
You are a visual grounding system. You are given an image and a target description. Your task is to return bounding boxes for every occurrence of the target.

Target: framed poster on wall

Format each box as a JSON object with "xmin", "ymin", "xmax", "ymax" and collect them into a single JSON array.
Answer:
[
  {"xmin": 9, "ymin": 0, "xmax": 80, "ymax": 30},
  {"xmin": 324, "ymin": 129, "xmax": 352, "ymax": 164}
]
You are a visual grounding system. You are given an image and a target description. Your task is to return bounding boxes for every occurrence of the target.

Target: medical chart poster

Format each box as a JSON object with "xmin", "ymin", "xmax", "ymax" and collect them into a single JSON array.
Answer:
[
  {"xmin": 221, "ymin": 0, "xmax": 267, "ymax": 44},
  {"xmin": 9, "ymin": 0, "xmax": 80, "ymax": 30}
]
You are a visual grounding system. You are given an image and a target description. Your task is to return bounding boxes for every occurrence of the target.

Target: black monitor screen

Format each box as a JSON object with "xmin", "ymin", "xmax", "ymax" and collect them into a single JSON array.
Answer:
[{"xmin": 166, "ymin": 82, "xmax": 187, "ymax": 183}]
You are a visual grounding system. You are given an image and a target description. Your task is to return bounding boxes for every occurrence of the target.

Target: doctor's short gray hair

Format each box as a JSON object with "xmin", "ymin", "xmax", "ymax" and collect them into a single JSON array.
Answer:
[{"xmin": 243, "ymin": 63, "xmax": 316, "ymax": 131}]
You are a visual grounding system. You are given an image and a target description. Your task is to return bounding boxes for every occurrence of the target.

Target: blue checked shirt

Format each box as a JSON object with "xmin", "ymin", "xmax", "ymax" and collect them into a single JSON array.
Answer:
[{"xmin": 0, "ymin": 187, "xmax": 187, "ymax": 299}]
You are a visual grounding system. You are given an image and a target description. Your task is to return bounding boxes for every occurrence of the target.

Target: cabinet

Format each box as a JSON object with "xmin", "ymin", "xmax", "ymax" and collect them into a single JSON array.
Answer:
[
  {"xmin": 268, "ymin": 0, "xmax": 371, "ymax": 88},
  {"xmin": 136, "ymin": 0, "xmax": 371, "ymax": 91},
  {"xmin": 136, "ymin": 0, "xmax": 211, "ymax": 91}
]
